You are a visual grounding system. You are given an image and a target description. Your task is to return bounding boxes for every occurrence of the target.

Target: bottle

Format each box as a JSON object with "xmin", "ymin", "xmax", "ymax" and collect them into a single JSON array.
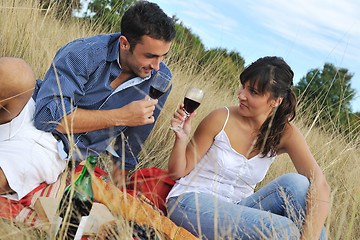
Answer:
[{"xmin": 56, "ymin": 155, "xmax": 97, "ymax": 239}]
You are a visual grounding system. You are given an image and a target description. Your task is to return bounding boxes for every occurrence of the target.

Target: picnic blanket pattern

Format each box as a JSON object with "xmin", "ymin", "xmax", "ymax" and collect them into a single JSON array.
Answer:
[
  {"xmin": 0, "ymin": 165, "xmax": 172, "ymax": 228},
  {"xmin": 0, "ymin": 162, "xmax": 108, "ymax": 228}
]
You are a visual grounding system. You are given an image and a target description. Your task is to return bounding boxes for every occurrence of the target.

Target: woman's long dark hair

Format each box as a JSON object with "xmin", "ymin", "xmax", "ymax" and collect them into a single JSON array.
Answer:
[{"xmin": 240, "ymin": 56, "xmax": 297, "ymax": 157}]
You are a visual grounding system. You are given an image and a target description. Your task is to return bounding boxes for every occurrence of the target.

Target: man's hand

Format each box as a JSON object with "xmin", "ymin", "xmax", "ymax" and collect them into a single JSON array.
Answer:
[{"xmin": 114, "ymin": 95, "xmax": 158, "ymax": 127}]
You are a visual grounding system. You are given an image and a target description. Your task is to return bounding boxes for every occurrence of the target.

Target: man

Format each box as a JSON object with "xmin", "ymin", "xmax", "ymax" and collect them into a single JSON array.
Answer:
[
  {"xmin": 33, "ymin": 1, "xmax": 176, "ymax": 186},
  {"xmin": 0, "ymin": 57, "xmax": 66, "ymax": 200}
]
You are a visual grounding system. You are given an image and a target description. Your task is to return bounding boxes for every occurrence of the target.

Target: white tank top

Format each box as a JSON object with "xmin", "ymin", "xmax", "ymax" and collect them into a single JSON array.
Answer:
[{"xmin": 166, "ymin": 107, "xmax": 276, "ymax": 203}]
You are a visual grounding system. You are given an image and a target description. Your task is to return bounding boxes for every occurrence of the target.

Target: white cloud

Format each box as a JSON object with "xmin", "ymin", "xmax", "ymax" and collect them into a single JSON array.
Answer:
[
  {"xmin": 247, "ymin": 0, "xmax": 360, "ymax": 57},
  {"xmin": 154, "ymin": 0, "xmax": 360, "ymax": 111},
  {"xmin": 164, "ymin": 0, "xmax": 238, "ymax": 34}
]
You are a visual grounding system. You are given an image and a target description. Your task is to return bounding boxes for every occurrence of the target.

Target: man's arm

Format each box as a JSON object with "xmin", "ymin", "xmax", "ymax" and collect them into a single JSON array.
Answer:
[
  {"xmin": 34, "ymin": 40, "xmax": 157, "ymax": 133},
  {"xmin": 55, "ymin": 96, "xmax": 157, "ymax": 134},
  {"xmin": 34, "ymin": 44, "xmax": 95, "ymax": 132}
]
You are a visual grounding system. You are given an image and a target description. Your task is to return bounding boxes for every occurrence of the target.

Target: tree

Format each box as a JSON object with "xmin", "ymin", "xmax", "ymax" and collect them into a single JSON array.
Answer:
[
  {"xmin": 294, "ymin": 63, "xmax": 356, "ymax": 132},
  {"xmin": 87, "ymin": 0, "xmax": 136, "ymax": 32},
  {"xmin": 169, "ymin": 21, "xmax": 206, "ymax": 67},
  {"xmin": 199, "ymin": 48, "xmax": 245, "ymax": 89}
]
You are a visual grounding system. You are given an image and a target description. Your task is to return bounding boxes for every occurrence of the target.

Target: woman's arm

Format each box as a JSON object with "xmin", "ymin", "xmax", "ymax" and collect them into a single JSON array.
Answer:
[
  {"xmin": 280, "ymin": 123, "xmax": 330, "ymax": 240},
  {"xmin": 168, "ymin": 107, "xmax": 226, "ymax": 180}
]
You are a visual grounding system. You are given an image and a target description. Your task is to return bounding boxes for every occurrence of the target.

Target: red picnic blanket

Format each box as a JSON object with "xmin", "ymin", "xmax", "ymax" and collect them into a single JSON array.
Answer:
[
  {"xmin": 0, "ymin": 164, "xmax": 108, "ymax": 227},
  {"xmin": 0, "ymin": 165, "xmax": 174, "ymax": 228}
]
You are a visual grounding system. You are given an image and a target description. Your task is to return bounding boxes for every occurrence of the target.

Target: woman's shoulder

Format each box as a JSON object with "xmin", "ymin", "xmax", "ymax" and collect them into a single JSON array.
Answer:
[
  {"xmin": 209, "ymin": 105, "xmax": 240, "ymax": 116},
  {"xmin": 278, "ymin": 122, "xmax": 304, "ymax": 152},
  {"xmin": 206, "ymin": 106, "xmax": 245, "ymax": 128},
  {"xmin": 283, "ymin": 122, "xmax": 301, "ymax": 137},
  {"xmin": 206, "ymin": 106, "xmax": 231, "ymax": 122},
  {"xmin": 197, "ymin": 107, "xmax": 231, "ymax": 134}
]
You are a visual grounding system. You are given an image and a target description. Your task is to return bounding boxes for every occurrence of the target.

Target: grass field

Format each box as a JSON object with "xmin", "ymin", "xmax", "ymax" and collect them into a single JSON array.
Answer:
[{"xmin": 1, "ymin": 0, "xmax": 359, "ymax": 239}]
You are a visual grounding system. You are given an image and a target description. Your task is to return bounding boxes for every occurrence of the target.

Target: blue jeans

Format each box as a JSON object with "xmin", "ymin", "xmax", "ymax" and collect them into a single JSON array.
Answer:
[{"xmin": 167, "ymin": 173, "xmax": 327, "ymax": 240}]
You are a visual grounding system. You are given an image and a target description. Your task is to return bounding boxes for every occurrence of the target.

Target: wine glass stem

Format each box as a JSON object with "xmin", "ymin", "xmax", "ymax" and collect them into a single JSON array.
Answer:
[
  {"xmin": 178, "ymin": 109, "xmax": 190, "ymax": 128},
  {"xmin": 170, "ymin": 108, "xmax": 191, "ymax": 133},
  {"xmin": 183, "ymin": 109, "xmax": 190, "ymax": 118}
]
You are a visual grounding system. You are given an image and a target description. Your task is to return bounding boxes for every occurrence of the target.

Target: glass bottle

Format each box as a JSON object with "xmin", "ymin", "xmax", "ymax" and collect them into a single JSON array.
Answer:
[{"xmin": 57, "ymin": 155, "xmax": 97, "ymax": 239}]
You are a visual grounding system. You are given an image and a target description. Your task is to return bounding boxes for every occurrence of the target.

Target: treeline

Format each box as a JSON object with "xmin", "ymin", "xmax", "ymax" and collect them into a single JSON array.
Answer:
[
  {"xmin": 43, "ymin": 0, "xmax": 359, "ymax": 137},
  {"xmin": 294, "ymin": 63, "xmax": 359, "ymax": 137}
]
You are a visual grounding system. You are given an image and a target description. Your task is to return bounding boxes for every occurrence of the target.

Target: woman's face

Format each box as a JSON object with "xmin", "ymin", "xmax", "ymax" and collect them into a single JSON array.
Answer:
[{"xmin": 237, "ymin": 81, "xmax": 277, "ymax": 118}]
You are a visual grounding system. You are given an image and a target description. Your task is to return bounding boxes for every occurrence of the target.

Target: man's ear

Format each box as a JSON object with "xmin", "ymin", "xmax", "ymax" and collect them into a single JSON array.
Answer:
[
  {"xmin": 119, "ymin": 36, "xmax": 130, "ymax": 50},
  {"xmin": 272, "ymin": 97, "xmax": 283, "ymax": 108}
]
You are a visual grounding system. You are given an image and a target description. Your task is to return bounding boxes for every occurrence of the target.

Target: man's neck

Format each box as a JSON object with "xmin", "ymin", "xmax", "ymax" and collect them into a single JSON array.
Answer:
[
  {"xmin": 112, "ymin": 47, "xmax": 133, "ymax": 89},
  {"xmin": 110, "ymin": 72, "xmax": 132, "ymax": 89}
]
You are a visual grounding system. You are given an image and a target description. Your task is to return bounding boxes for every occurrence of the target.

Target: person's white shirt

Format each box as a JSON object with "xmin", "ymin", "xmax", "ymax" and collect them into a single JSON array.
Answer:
[
  {"xmin": 0, "ymin": 98, "xmax": 67, "ymax": 200},
  {"xmin": 167, "ymin": 107, "xmax": 276, "ymax": 204}
]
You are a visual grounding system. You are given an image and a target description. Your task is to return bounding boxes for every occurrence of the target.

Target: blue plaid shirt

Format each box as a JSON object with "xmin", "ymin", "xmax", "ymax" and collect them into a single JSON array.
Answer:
[{"xmin": 32, "ymin": 33, "xmax": 172, "ymax": 170}]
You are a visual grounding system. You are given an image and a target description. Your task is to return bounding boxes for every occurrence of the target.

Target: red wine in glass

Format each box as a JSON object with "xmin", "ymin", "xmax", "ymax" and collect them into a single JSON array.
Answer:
[
  {"xmin": 170, "ymin": 86, "xmax": 205, "ymax": 133},
  {"xmin": 183, "ymin": 97, "xmax": 201, "ymax": 114},
  {"xmin": 149, "ymin": 71, "xmax": 172, "ymax": 100},
  {"xmin": 149, "ymin": 86, "xmax": 165, "ymax": 99}
]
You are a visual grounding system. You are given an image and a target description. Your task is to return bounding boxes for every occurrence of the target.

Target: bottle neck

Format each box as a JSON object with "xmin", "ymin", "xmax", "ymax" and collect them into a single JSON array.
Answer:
[
  {"xmin": 74, "ymin": 164, "xmax": 88, "ymax": 185},
  {"xmin": 74, "ymin": 157, "xmax": 96, "ymax": 185},
  {"xmin": 64, "ymin": 156, "xmax": 97, "ymax": 200}
]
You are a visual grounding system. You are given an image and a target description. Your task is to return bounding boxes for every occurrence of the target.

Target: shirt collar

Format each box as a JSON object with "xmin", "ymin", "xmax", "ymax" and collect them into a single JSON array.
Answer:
[{"xmin": 106, "ymin": 33, "xmax": 121, "ymax": 63}]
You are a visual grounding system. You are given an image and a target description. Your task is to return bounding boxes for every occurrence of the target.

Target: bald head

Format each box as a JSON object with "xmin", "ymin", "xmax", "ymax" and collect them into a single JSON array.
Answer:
[{"xmin": 0, "ymin": 57, "xmax": 36, "ymax": 124}]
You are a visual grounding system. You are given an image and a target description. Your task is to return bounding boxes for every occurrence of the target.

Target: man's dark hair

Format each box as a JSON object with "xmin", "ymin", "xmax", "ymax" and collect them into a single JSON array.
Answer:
[{"xmin": 121, "ymin": 1, "xmax": 176, "ymax": 52}]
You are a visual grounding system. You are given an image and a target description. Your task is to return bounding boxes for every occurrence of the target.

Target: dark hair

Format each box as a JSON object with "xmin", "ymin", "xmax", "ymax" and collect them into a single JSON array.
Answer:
[
  {"xmin": 240, "ymin": 56, "xmax": 297, "ymax": 157},
  {"xmin": 121, "ymin": 1, "xmax": 176, "ymax": 52}
]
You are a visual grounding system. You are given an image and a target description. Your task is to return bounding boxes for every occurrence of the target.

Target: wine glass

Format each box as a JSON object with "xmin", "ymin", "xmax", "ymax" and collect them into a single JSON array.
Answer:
[
  {"xmin": 170, "ymin": 86, "xmax": 205, "ymax": 133},
  {"xmin": 149, "ymin": 71, "xmax": 172, "ymax": 100}
]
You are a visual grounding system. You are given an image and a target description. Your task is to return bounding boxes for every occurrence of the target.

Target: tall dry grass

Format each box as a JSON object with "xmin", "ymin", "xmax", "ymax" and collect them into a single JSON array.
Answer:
[{"xmin": 1, "ymin": 0, "xmax": 359, "ymax": 239}]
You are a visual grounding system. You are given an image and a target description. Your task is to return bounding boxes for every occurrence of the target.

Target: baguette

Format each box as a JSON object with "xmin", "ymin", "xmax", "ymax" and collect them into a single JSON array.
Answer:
[{"xmin": 91, "ymin": 175, "xmax": 197, "ymax": 240}]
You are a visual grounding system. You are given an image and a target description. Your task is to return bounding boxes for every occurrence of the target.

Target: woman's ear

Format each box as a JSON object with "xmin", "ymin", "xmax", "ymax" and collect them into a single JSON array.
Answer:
[{"xmin": 271, "ymin": 97, "xmax": 283, "ymax": 108}]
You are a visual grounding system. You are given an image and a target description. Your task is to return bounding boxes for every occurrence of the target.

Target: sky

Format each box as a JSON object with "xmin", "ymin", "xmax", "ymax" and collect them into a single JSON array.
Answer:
[
  {"xmin": 149, "ymin": 0, "xmax": 360, "ymax": 112},
  {"xmin": 78, "ymin": 0, "xmax": 360, "ymax": 112}
]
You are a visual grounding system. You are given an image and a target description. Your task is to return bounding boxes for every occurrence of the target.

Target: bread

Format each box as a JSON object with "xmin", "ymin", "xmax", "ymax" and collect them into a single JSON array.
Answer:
[{"xmin": 91, "ymin": 175, "xmax": 197, "ymax": 240}]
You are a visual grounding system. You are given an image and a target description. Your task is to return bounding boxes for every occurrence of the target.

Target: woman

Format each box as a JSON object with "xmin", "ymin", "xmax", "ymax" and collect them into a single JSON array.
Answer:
[{"xmin": 166, "ymin": 57, "xmax": 330, "ymax": 239}]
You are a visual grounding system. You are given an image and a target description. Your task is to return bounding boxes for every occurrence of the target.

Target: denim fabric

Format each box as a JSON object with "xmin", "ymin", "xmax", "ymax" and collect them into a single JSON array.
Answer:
[
  {"xmin": 32, "ymin": 33, "xmax": 171, "ymax": 169},
  {"xmin": 167, "ymin": 173, "xmax": 327, "ymax": 240}
]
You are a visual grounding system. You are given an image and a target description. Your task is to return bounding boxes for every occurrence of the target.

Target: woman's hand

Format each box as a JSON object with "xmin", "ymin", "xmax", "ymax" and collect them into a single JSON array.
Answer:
[{"xmin": 171, "ymin": 104, "xmax": 196, "ymax": 138}]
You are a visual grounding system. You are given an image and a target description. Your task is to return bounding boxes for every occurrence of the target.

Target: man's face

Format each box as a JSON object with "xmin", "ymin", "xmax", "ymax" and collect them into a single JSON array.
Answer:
[{"xmin": 120, "ymin": 35, "xmax": 172, "ymax": 78}]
